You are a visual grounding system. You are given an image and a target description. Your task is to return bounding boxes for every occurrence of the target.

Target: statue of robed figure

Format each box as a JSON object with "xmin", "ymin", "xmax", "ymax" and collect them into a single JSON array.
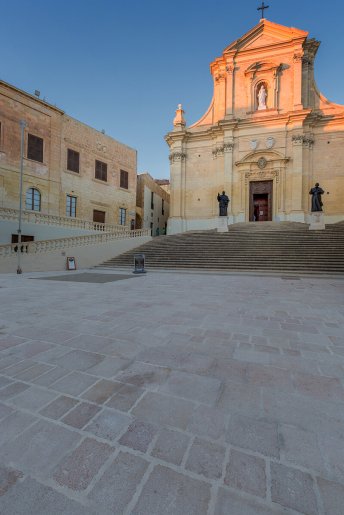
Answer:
[
  {"xmin": 309, "ymin": 183, "xmax": 324, "ymax": 212},
  {"xmin": 217, "ymin": 191, "xmax": 230, "ymax": 216}
]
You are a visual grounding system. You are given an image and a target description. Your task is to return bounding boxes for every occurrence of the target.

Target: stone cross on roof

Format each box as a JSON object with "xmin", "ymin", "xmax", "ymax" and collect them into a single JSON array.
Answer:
[{"xmin": 257, "ymin": 1, "xmax": 269, "ymax": 19}]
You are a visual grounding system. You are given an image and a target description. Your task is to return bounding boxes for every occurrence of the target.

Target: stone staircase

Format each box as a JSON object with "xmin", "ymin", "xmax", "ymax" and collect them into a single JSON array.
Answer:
[{"xmin": 96, "ymin": 221, "xmax": 344, "ymax": 274}]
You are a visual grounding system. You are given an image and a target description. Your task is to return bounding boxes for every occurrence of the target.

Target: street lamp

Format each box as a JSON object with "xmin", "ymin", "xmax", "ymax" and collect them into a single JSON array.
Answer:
[{"xmin": 17, "ymin": 119, "xmax": 27, "ymax": 274}]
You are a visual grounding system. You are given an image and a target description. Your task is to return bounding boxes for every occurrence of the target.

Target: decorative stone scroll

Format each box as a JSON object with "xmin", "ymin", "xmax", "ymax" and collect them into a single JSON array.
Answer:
[
  {"xmin": 293, "ymin": 53, "xmax": 303, "ymax": 63},
  {"xmin": 292, "ymin": 135, "xmax": 314, "ymax": 148},
  {"xmin": 245, "ymin": 169, "xmax": 279, "ymax": 185},
  {"xmin": 213, "ymin": 143, "xmax": 234, "ymax": 158},
  {"xmin": 224, "ymin": 143, "xmax": 234, "ymax": 152},
  {"xmin": 169, "ymin": 152, "xmax": 186, "ymax": 163}
]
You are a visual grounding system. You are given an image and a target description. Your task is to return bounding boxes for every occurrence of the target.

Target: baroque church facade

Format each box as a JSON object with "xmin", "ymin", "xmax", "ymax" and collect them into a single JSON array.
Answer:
[{"xmin": 165, "ymin": 18, "xmax": 344, "ymax": 234}]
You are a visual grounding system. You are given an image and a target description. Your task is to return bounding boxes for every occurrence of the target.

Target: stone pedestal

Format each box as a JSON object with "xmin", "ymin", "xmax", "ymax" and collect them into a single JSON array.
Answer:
[
  {"xmin": 216, "ymin": 216, "xmax": 229, "ymax": 232},
  {"xmin": 309, "ymin": 212, "xmax": 325, "ymax": 230}
]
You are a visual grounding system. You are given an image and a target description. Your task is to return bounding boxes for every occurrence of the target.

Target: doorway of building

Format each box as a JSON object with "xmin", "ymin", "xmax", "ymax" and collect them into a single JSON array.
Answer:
[
  {"xmin": 253, "ymin": 194, "xmax": 269, "ymax": 221},
  {"xmin": 249, "ymin": 180, "xmax": 273, "ymax": 221}
]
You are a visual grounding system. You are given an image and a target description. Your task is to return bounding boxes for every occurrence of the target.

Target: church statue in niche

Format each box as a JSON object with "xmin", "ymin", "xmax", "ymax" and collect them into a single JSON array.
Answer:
[{"xmin": 257, "ymin": 83, "xmax": 267, "ymax": 110}]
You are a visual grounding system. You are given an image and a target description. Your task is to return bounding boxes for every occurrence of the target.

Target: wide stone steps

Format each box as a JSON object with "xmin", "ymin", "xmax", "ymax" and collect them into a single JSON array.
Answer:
[{"xmin": 96, "ymin": 222, "xmax": 344, "ymax": 274}]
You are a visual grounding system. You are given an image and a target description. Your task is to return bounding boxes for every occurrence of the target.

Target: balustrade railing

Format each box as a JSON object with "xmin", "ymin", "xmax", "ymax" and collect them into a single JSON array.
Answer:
[
  {"xmin": 0, "ymin": 207, "xmax": 128, "ymax": 233},
  {"xmin": 0, "ymin": 229, "xmax": 150, "ymax": 257}
]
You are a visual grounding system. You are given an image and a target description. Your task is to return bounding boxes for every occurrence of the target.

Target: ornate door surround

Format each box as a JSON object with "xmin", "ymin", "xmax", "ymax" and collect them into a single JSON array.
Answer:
[{"xmin": 235, "ymin": 150, "xmax": 289, "ymax": 222}]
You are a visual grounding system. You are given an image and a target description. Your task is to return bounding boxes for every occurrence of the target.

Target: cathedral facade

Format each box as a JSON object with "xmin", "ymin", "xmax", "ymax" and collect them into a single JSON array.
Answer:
[{"xmin": 166, "ymin": 19, "xmax": 344, "ymax": 234}]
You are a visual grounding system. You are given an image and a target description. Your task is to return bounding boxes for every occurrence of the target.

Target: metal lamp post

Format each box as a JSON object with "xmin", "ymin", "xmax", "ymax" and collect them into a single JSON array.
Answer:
[{"xmin": 17, "ymin": 119, "xmax": 27, "ymax": 274}]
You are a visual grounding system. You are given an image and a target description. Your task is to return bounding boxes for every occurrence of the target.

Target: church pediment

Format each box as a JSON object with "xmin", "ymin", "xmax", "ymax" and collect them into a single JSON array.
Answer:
[
  {"xmin": 236, "ymin": 149, "xmax": 288, "ymax": 167},
  {"xmin": 224, "ymin": 19, "xmax": 308, "ymax": 54}
]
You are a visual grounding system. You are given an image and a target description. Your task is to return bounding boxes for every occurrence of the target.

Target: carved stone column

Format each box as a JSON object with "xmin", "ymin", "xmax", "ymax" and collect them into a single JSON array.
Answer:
[
  {"xmin": 169, "ymin": 149, "xmax": 186, "ymax": 218},
  {"xmin": 293, "ymin": 52, "xmax": 303, "ymax": 110},
  {"xmin": 291, "ymin": 134, "xmax": 304, "ymax": 219},
  {"xmin": 225, "ymin": 66, "xmax": 234, "ymax": 116},
  {"xmin": 223, "ymin": 140, "xmax": 234, "ymax": 221}
]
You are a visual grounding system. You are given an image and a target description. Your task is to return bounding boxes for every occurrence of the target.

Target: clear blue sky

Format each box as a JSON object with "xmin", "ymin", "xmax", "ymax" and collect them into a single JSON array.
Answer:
[{"xmin": 1, "ymin": 0, "xmax": 344, "ymax": 178}]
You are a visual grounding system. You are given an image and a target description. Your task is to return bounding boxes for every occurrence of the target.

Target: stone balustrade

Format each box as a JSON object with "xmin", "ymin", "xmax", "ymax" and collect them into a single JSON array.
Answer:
[
  {"xmin": 0, "ymin": 207, "xmax": 128, "ymax": 233},
  {"xmin": 0, "ymin": 229, "xmax": 150, "ymax": 257}
]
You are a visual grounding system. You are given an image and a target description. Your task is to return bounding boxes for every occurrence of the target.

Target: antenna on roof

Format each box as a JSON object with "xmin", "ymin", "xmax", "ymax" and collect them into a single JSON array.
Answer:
[{"xmin": 34, "ymin": 90, "xmax": 40, "ymax": 98}]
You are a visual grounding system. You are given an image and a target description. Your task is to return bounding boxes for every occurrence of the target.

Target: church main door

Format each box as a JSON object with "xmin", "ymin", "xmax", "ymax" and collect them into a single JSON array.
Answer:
[{"xmin": 249, "ymin": 181, "xmax": 273, "ymax": 222}]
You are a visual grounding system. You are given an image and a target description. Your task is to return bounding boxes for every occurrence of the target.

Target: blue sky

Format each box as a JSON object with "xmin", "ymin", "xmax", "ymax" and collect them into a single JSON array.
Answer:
[{"xmin": 1, "ymin": 0, "xmax": 344, "ymax": 178}]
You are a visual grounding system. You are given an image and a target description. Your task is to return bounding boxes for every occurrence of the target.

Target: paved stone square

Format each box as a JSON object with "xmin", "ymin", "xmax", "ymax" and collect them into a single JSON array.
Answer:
[{"xmin": 0, "ymin": 269, "xmax": 343, "ymax": 514}]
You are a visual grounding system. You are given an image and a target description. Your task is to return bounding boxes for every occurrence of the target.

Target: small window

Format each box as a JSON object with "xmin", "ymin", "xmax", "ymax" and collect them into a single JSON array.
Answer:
[
  {"xmin": 119, "ymin": 207, "xmax": 126, "ymax": 225},
  {"xmin": 66, "ymin": 195, "xmax": 77, "ymax": 217},
  {"xmin": 67, "ymin": 149, "xmax": 80, "ymax": 173},
  {"xmin": 93, "ymin": 210, "xmax": 105, "ymax": 223},
  {"xmin": 27, "ymin": 134, "xmax": 43, "ymax": 162},
  {"xmin": 95, "ymin": 160, "xmax": 107, "ymax": 181},
  {"xmin": 120, "ymin": 169, "xmax": 128, "ymax": 189},
  {"xmin": 151, "ymin": 191, "xmax": 154, "ymax": 210},
  {"xmin": 162, "ymin": 199, "xmax": 164, "ymax": 215},
  {"xmin": 25, "ymin": 188, "xmax": 41, "ymax": 211}
]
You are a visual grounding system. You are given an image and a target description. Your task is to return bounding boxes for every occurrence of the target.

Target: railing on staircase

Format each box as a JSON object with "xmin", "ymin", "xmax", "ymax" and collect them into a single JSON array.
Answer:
[
  {"xmin": 0, "ymin": 229, "xmax": 151, "ymax": 257},
  {"xmin": 0, "ymin": 207, "xmax": 127, "ymax": 233}
]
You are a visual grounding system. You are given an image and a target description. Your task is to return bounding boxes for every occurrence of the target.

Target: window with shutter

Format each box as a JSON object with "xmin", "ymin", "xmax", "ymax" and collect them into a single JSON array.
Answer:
[
  {"xmin": 95, "ymin": 160, "xmax": 107, "ymax": 181},
  {"xmin": 27, "ymin": 134, "xmax": 43, "ymax": 162},
  {"xmin": 67, "ymin": 149, "xmax": 80, "ymax": 173},
  {"xmin": 120, "ymin": 170, "xmax": 129, "ymax": 189},
  {"xmin": 93, "ymin": 210, "xmax": 106, "ymax": 223}
]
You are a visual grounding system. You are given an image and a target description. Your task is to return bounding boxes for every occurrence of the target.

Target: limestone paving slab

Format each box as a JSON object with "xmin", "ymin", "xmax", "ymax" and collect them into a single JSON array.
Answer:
[
  {"xmin": 119, "ymin": 419, "xmax": 158, "ymax": 452},
  {"xmin": 62, "ymin": 401, "xmax": 101, "ymax": 429},
  {"xmin": 88, "ymin": 451, "xmax": 149, "ymax": 514},
  {"xmin": 50, "ymin": 370, "xmax": 99, "ymax": 396},
  {"xmin": 39, "ymin": 395, "xmax": 79, "ymax": 420},
  {"xmin": 81, "ymin": 379, "xmax": 123, "ymax": 404},
  {"xmin": 159, "ymin": 369, "xmax": 222, "ymax": 406},
  {"xmin": 105, "ymin": 383, "xmax": 145, "ymax": 412},
  {"xmin": 185, "ymin": 437, "xmax": 225, "ymax": 479},
  {"xmin": 84, "ymin": 408, "xmax": 131, "ymax": 441},
  {"xmin": 151, "ymin": 428, "xmax": 190, "ymax": 465},
  {"xmin": 53, "ymin": 437, "xmax": 113, "ymax": 491},
  {"xmin": 317, "ymin": 477, "xmax": 344, "ymax": 515},
  {"xmin": 0, "ymin": 476, "xmax": 97, "ymax": 515},
  {"xmin": 271, "ymin": 462, "xmax": 318, "ymax": 515},
  {"xmin": 131, "ymin": 464, "xmax": 211, "ymax": 515},
  {"xmin": 226, "ymin": 414, "xmax": 280, "ymax": 458},
  {"xmin": 115, "ymin": 361, "xmax": 171, "ymax": 390},
  {"xmin": 0, "ymin": 419, "xmax": 81, "ymax": 478},
  {"xmin": 9, "ymin": 385, "xmax": 58, "ymax": 411},
  {"xmin": 0, "ymin": 411, "xmax": 37, "ymax": 447},
  {"xmin": 224, "ymin": 448, "xmax": 267, "ymax": 498}
]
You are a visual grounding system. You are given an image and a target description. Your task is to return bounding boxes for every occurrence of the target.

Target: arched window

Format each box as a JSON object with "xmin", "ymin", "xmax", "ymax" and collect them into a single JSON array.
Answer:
[
  {"xmin": 256, "ymin": 81, "xmax": 268, "ymax": 111},
  {"xmin": 25, "ymin": 188, "xmax": 41, "ymax": 211}
]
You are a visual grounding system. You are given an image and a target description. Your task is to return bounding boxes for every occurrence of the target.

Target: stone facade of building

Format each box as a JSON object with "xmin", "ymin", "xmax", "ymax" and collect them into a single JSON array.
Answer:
[
  {"xmin": 165, "ymin": 19, "xmax": 344, "ymax": 234},
  {"xmin": 136, "ymin": 173, "xmax": 170, "ymax": 235},
  {"xmin": 0, "ymin": 80, "xmax": 137, "ymax": 233}
]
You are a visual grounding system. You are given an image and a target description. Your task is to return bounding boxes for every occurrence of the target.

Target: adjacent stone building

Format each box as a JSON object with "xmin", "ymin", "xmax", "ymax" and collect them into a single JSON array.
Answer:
[
  {"xmin": 136, "ymin": 173, "xmax": 170, "ymax": 235},
  {"xmin": 166, "ymin": 18, "xmax": 344, "ymax": 234},
  {"xmin": 0, "ymin": 79, "xmax": 137, "ymax": 240}
]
